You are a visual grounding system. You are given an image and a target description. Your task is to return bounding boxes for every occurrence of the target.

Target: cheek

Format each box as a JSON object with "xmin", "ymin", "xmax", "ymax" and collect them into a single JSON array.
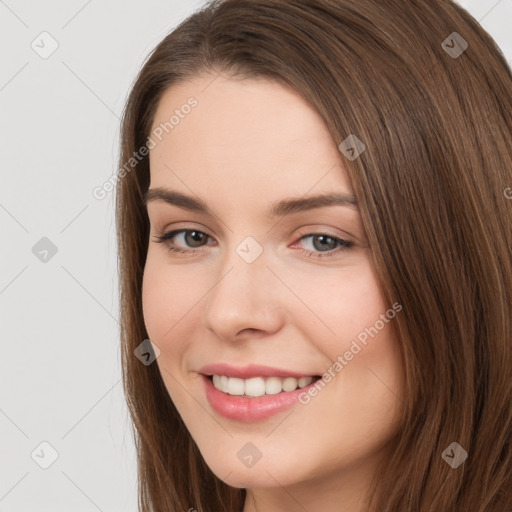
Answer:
[
  {"xmin": 289, "ymin": 262, "xmax": 391, "ymax": 354},
  {"xmin": 141, "ymin": 258, "xmax": 200, "ymax": 353},
  {"xmin": 291, "ymin": 262, "xmax": 404, "ymax": 406},
  {"xmin": 141, "ymin": 260, "xmax": 203, "ymax": 409}
]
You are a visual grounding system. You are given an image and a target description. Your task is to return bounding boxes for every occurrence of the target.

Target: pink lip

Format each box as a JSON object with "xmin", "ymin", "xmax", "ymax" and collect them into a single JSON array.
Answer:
[
  {"xmin": 200, "ymin": 373, "xmax": 321, "ymax": 423},
  {"xmin": 198, "ymin": 363, "xmax": 317, "ymax": 379}
]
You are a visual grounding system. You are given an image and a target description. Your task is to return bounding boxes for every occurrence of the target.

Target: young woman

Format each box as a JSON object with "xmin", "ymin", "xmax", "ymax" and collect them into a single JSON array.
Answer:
[{"xmin": 115, "ymin": 1, "xmax": 512, "ymax": 510}]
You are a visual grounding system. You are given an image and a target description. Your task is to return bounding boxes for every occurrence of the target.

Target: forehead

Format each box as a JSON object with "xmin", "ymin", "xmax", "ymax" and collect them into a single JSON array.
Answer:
[{"xmin": 149, "ymin": 73, "xmax": 353, "ymax": 200}]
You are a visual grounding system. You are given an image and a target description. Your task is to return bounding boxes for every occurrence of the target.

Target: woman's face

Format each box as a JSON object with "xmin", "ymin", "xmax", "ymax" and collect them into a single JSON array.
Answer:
[{"xmin": 142, "ymin": 73, "xmax": 404, "ymax": 505}]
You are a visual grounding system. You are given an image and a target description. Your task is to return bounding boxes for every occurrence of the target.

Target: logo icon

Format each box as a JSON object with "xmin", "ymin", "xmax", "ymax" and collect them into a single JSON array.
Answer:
[
  {"xmin": 338, "ymin": 134, "xmax": 366, "ymax": 161},
  {"xmin": 31, "ymin": 32, "xmax": 59, "ymax": 60}
]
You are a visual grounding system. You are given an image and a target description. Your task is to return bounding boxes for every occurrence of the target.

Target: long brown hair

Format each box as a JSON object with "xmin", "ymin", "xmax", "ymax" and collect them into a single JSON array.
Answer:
[{"xmin": 115, "ymin": 1, "xmax": 512, "ymax": 510}]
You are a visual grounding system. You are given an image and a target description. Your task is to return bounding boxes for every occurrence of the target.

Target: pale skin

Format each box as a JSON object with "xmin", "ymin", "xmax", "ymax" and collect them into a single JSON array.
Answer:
[{"xmin": 142, "ymin": 72, "xmax": 405, "ymax": 512}]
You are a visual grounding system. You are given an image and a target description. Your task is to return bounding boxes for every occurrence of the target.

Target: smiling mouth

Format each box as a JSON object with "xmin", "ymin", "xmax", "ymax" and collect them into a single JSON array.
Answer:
[{"xmin": 206, "ymin": 374, "xmax": 322, "ymax": 398}]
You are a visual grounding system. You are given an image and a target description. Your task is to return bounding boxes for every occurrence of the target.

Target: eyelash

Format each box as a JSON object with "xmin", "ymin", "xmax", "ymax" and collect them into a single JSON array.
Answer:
[{"xmin": 152, "ymin": 229, "xmax": 354, "ymax": 259}]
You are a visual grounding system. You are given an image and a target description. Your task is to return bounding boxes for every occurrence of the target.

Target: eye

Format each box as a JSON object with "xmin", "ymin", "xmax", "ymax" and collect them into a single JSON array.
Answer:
[
  {"xmin": 152, "ymin": 228, "xmax": 354, "ymax": 259},
  {"xmin": 293, "ymin": 232, "xmax": 354, "ymax": 259},
  {"xmin": 153, "ymin": 229, "xmax": 214, "ymax": 254}
]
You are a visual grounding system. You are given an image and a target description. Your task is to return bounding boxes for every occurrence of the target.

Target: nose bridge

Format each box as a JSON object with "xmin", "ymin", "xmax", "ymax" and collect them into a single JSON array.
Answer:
[{"xmin": 202, "ymin": 234, "xmax": 284, "ymax": 339}]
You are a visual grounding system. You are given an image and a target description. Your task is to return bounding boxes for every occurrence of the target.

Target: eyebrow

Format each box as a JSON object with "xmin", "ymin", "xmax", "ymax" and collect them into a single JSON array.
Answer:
[{"xmin": 143, "ymin": 187, "xmax": 358, "ymax": 217}]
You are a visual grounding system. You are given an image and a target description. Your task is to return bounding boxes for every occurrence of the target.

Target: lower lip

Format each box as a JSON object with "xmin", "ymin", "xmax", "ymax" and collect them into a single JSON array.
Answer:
[{"xmin": 201, "ymin": 374, "xmax": 319, "ymax": 422}]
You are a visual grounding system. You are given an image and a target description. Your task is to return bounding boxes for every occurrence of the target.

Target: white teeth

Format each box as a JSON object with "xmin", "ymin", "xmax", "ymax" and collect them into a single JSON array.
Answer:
[
  {"xmin": 227, "ymin": 377, "xmax": 245, "ymax": 395},
  {"xmin": 282, "ymin": 377, "xmax": 298, "ymax": 392},
  {"xmin": 245, "ymin": 377, "xmax": 266, "ymax": 397},
  {"xmin": 220, "ymin": 375, "xmax": 229, "ymax": 393},
  {"xmin": 298, "ymin": 376, "xmax": 312, "ymax": 388},
  {"xmin": 265, "ymin": 377, "xmax": 282, "ymax": 395},
  {"xmin": 211, "ymin": 375, "xmax": 314, "ymax": 397}
]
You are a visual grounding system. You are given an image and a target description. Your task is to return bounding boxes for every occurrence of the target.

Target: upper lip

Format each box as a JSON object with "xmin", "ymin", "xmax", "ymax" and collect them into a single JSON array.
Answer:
[{"xmin": 199, "ymin": 363, "xmax": 319, "ymax": 379}]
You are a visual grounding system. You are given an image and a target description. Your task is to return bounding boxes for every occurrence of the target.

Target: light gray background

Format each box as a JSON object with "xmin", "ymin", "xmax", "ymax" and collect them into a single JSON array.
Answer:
[{"xmin": 1, "ymin": 1, "xmax": 510, "ymax": 510}]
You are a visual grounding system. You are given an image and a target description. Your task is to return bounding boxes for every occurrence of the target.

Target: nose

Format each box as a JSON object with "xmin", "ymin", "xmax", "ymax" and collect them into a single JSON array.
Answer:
[{"xmin": 202, "ymin": 244, "xmax": 286, "ymax": 342}]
